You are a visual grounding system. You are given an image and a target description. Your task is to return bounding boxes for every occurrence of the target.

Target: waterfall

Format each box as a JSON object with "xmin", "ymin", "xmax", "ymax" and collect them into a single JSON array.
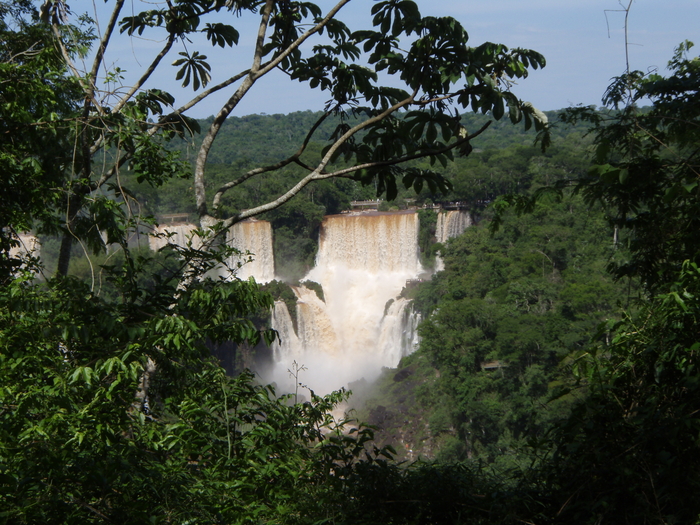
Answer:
[
  {"xmin": 435, "ymin": 210, "xmax": 472, "ymax": 271},
  {"xmin": 9, "ymin": 234, "xmax": 40, "ymax": 259},
  {"xmin": 227, "ymin": 220, "xmax": 275, "ymax": 283},
  {"xmin": 435, "ymin": 210, "xmax": 472, "ymax": 244},
  {"xmin": 149, "ymin": 219, "xmax": 275, "ymax": 283},
  {"xmin": 270, "ymin": 301, "xmax": 302, "ymax": 362},
  {"xmin": 269, "ymin": 211, "xmax": 423, "ymax": 394},
  {"xmin": 9, "ymin": 234, "xmax": 41, "ymax": 275},
  {"xmin": 377, "ymin": 298, "xmax": 422, "ymax": 367},
  {"xmin": 149, "ymin": 223, "xmax": 200, "ymax": 252}
]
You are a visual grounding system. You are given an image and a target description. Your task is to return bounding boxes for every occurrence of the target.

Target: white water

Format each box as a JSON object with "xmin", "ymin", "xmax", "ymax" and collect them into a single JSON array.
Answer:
[
  {"xmin": 435, "ymin": 210, "xmax": 472, "ymax": 244},
  {"xmin": 149, "ymin": 220, "xmax": 276, "ymax": 283},
  {"xmin": 435, "ymin": 210, "xmax": 472, "ymax": 272},
  {"xmin": 148, "ymin": 212, "xmax": 424, "ymax": 395},
  {"xmin": 9, "ymin": 234, "xmax": 41, "ymax": 275},
  {"xmin": 149, "ymin": 223, "xmax": 201, "ymax": 252},
  {"xmin": 9, "ymin": 234, "xmax": 40, "ymax": 259},
  {"xmin": 226, "ymin": 220, "xmax": 275, "ymax": 283},
  {"xmin": 269, "ymin": 211, "xmax": 422, "ymax": 394}
]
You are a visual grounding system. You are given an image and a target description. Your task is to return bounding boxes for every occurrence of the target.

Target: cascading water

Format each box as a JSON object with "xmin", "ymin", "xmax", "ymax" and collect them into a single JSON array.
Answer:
[
  {"xmin": 435, "ymin": 210, "xmax": 472, "ymax": 244},
  {"xmin": 149, "ymin": 220, "xmax": 276, "ymax": 283},
  {"xmin": 270, "ymin": 301, "xmax": 302, "ymax": 362},
  {"xmin": 377, "ymin": 297, "xmax": 422, "ymax": 368},
  {"xmin": 269, "ymin": 211, "xmax": 423, "ymax": 394},
  {"xmin": 9, "ymin": 234, "xmax": 41, "ymax": 275},
  {"xmin": 227, "ymin": 220, "xmax": 275, "ymax": 283},
  {"xmin": 9, "ymin": 234, "xmax": 40, "ymax": 259},
  {"xmin": 149, "ymin": 223, "xmax": 200, "ymax": 252},
  {"xmin": 434, "ymin": 210, "xmax": 472, "ymax": 271}
]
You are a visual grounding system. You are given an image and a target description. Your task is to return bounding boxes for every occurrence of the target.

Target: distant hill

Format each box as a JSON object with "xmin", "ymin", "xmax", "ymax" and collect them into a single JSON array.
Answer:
[{"xmin": 168, "ymin": 108, "xmax": 593, "ymax": 166}]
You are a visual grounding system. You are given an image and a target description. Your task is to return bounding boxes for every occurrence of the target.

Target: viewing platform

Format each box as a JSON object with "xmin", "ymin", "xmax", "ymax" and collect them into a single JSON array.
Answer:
[
  {"xmin": 439, "ymin": 202, "xmax": 470, "ymax": 210},
  {"xmin": 349, "ymin": 200, "xmax": 472, "ymax": 211},
  {"xmin": 481, "ymin": 360, "xmax": 507, "ymax": 371},
  {"xmin": 158, "ymin": 213, "xmax": 191, "ymax": 224},
  {"xmin": 350, "ymin": 200, "xmax": 380, "ymax": 210}
]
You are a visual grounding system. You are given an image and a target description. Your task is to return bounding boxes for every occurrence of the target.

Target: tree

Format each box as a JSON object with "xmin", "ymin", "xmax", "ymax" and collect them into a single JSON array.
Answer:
[
  {"xmin": 539, "ymin": 261, "xmax": 700, "ymax": 524},
  {"xmin": 0, "ymin": 232, "xmax": 414, "ymax": 523},
  {"xmin": 560, "ymin": 40, "xmax": 700, "ymax": 293},
  {"xmin": 22, "ymin": 0, "xmax": 550, "ymax": 276},
  {"xmin": 528, "ymin": 42, "xmax": 700, "ymax": 524},
  {"xmin": 0, "ymin": 0, "xmax": 86, "ymax": 280},
  {"xmin": 0, "ymin": 2, "xmax": 557, "ymax": 522}
]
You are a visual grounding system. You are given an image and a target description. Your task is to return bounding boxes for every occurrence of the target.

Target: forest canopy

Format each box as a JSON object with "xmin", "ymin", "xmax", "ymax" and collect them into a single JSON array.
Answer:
[{"xmin": 1, "ymin": 0, "xmax": 700, "ymax": 523}]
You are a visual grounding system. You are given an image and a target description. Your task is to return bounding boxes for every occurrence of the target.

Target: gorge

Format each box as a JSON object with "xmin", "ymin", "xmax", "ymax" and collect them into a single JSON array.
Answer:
[
  {"xmin": 152, "ymin": 208, "xmax": 471, "ymax": 394},
  {"xmin": 268, "ymin": 210, "xmax": 425, "ymax": 394}
]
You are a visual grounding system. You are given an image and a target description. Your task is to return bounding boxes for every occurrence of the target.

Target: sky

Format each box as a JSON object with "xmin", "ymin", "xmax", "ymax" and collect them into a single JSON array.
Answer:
[{"xmin": 87, "ymin": 0, "xmax": 700, "ymax": 118}]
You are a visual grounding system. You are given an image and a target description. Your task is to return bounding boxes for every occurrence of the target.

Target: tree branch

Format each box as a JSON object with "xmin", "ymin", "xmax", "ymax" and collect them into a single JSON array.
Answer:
[
  {"xmin": 50, "ymin": 22, "xmax": 104, "ymax": 115},
  {"xmin": 195, "ymin": 0, "xmax": 352, "ymax": 223},
  {"xmin": 251, "ymin": 0, "xmax": 274, "ymax": 73},
  {"xmin": 193, "ymin": 2, "xmax": 276, "ymax": 221},
  {"xmin": 221, "ymin": 91, "xmax": 418, "ymax": 226},
  {"xmin": 251, "ymin": 0, "xmax": 352, "ymax": 80},
  {"xmin": 112, "ymin": 33, "xmax": 176, "ymax": 115},
  {"xmin": 311, "ymin": 120, "xmax": 493, "ymax": 180},
  {"xmin": 169, "ymin": 68, "xmax": 252, "ymax": 117},
  {"xmin": 88, "ymin": 0, "xmax": 125, "ymax": 108},
  {"xmin": 212, "ymin": 109, "xmax": 334, "ymax": 209}
]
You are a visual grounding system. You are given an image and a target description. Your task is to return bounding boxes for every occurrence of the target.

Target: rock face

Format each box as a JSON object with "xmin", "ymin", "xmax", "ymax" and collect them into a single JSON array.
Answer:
[{"xmin": 269, "ymin": 211, "xmax": 422, "ymax": 394}]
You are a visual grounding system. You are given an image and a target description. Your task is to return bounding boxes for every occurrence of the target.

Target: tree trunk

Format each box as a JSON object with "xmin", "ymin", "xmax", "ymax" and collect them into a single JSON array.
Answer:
[
  {"xmin": 55, "ymin": 192, "xmax": 85, "ymax": 277},
  {"xmin": 56, "ymin": 230, "xmax": 73, "ymax": 277}
]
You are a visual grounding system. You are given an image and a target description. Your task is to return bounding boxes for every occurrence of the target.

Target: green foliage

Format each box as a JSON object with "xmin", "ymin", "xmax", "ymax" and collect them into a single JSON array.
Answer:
[
  {"xmin": 412, "ymin": 191, "xmax": 625, "ymax": 464},
  {"xmin": 0, "ymin": 3, "xmax": 86, "ymax": 280},
  {"xmin": 301, "ymin": 280, "xmax": 324, "ymax": 302},
  {"xmin": 538, "ymin": 261, "xmax": 700, "ymax": 524},
  {"xmin": 173, "ymin": 50, "xmax": 211, "ymax": 91},
  {"xmin": 263, "ymin": 279, "xmax": 299, "ymax": 332},
  {"xmin": 12, "ymin": 4, "xmax": 700, "ymax": 525},
  {"xmin": 507, "ymin": 42, "xmax": 700, "ymax": 524},
  {"xmin": 417, "ymin": 208, "xmax": 439, "ymax": 267},
  {"xmin": 0, "ymin": 246, "xmax": 406, "ymax": 523},
  {"xmin": 560, "ymin": 42, "xmax": 700, "ymax": 292}
]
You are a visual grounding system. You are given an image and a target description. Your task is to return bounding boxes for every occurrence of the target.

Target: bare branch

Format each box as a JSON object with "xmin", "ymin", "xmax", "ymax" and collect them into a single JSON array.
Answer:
[
  {"xmin": 314, "ymin": 121, "xmax": 493, "ymax": 180},
  {"xmin": 252, "ymin": 0, "xmax": 352, "ymax": 80},
  {"xmin": 315, "ymin": 90, "xmax": 418, "ymax": 175},
  {"xmin": 170, "ymin": 68, "xmax": 252, "ymax": 117},
  {"xmin": 212, "ymin": 110, "xmax": 334, "ymax": 209},
  {"xmin": 112, "ymin": 33, "xmax": 176, "ymax": 115},
  {"xmin": 194, "ymin": 2, "xmax": 276, "ymax": 220},
  {"xmin": 252, "ymin": 0, "xmax": 274, "ymax": 73},
  {"xmin": 195, "ymin": 0, "xmax": 352, "ymax": 223},
  {"xmin": 220, "ymin": 91, "xmax": 418, "ymax": 226},
  {"xmin": 50, "ymin": 22, "xmax": 104, "ymax": 115},
  {"xmin": 88, "ymin": 0, "xmax": 125, "ymax": 105}
]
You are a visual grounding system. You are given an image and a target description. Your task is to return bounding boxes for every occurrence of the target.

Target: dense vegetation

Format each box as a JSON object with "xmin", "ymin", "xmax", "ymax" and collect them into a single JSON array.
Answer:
[
  {"xmin": 2, "ymin": 0, "xmax": 700, "ymax": 523},
  {"xmin": 112, "ymin": 109, "xmax": 588, "ymax": 281}
]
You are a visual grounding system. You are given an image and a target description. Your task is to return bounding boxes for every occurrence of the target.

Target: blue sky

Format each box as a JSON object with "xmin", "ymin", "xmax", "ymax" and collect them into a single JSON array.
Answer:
[{"xmin": 90, "ymin": 0, "xmax": 700, "ymax": 118}]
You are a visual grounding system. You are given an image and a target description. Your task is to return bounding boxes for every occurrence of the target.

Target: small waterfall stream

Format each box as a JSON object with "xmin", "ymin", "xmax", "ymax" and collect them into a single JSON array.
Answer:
[
  {"xmin": 435, "ymin": 210, "xmax": 472, "ymax": 272},
  {"xmin": 150, "ymin": 220, "xmax": 276, "ymax": 283},
  {"xmin": 149, "ymin": 223, "xmax": 201, "ymax": 252}
]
